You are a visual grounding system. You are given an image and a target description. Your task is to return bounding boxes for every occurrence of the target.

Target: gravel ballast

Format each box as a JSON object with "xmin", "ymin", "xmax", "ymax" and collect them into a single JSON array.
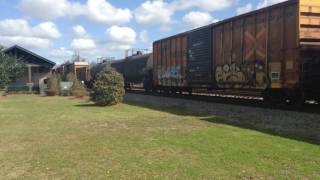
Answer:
[{"xmin": 125, "ymin": 93, "xmax": 320, "ymax": 142}]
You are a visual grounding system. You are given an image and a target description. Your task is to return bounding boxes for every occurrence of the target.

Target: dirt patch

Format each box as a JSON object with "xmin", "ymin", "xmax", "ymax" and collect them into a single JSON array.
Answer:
[
  {"xmin": 112, "ymin": 103, "xmax": 124, "ymax": 109},
  {"xmin": 68, "ymin": 96, "xmax": 91, "ymax": 101}
]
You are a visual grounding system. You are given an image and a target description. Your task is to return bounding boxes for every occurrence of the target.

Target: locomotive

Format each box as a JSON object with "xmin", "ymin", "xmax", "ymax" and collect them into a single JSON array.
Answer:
[{"xmin": 91, "ymin": 0, "xmax": 320, "ymax": 104}]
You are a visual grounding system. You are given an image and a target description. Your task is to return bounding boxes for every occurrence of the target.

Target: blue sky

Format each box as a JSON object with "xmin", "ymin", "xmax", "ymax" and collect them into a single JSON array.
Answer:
[{"xmin": 0, "ymin": 0, "xmax": 285, "ymax": 64}]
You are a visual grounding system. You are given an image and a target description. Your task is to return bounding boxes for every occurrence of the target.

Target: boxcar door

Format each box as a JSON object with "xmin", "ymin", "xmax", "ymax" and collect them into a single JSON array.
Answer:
[{"xmin": 187, "ymin": 26, "xmax": 213, "ymax": 86}]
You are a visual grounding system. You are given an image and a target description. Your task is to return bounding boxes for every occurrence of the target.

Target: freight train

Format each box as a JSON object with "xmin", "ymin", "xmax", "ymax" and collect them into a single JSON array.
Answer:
[
  {"xmin": 90, "ymin": 52, "xmax": 153, "ymax": 90},
  {"xmin": 91, "ymin": 0, "xmax": 320, "ymax": 104}
]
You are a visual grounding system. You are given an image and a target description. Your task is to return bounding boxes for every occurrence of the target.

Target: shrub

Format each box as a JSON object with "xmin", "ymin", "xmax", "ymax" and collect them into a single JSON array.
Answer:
[
  {"xmin": 66, "ymin": 73, "xmax": 76, "ymax": 82},
  {"xmin": 46, "ymin": 74, "xmax": 60, "ymax": 96},
  {"xmin": 91, "ymin": 68, "xmax": 125, "ymax": 106},
  {"xmin": 0, "ymin": 49, "xmax": 25, "ymax": 89},
  {"xmin": 66, "ymin": 73, "xmax": 87, "ymax": 97}
]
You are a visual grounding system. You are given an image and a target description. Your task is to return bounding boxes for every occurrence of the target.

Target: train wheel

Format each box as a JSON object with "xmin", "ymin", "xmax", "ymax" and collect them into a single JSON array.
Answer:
[
  {"xmin": 288, "ymin": 91, "xmax": 305, "ymax": 106},
  {"xmin": 263, "ymin": 89, "xmax": 286, "ymax": 104}
]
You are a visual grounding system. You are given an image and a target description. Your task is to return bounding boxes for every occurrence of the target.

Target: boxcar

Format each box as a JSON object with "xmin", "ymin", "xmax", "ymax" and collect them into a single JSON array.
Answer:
[
  {"xmin": 153, "ymin": 0, "xmax": 320, "ymax": 102},
  {"xmin": 153, "ymin": 33, "xmax": 188, "ymax": 90}
]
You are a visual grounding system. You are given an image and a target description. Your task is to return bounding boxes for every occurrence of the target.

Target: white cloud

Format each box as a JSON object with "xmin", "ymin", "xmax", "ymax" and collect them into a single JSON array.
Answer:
[
  {"xmin": 71, "ymin": 38, "xmax": 96, "ymax": 50},
  {"xmin": 139, "ymin": 30, "xmax": 149, "ymax": 43},
  {"xmin": 70, "ymin": 25, "xmax": 97, "ymax": 51},
  {"xmin": 236, "ymin": 3, "xmax": 253, "ymax": 15},
  {"xmin": 0, "ymin": 19, "xmax": 60, "ymax": 49},
  {"xmin": 134, "ymin": 0, "xmax": 235, "ymax": 29},
  {"xmin": 19, "ymin": 0, "xmax": 85, "ymax": 20},
  {"xmin": 33, "ymin": 22, "xmax": 61, "ymax": 39},
  {"xmin": 106, "ymin": 26, "xmax": 136, "ymax": 45},
  {"xmin": 86, "ymin": 0, "xmax": 132, "ymax": 24},
  {"xmin": 257, "ymin": 0, "xmax": 287, "ymax": 9},
  {"xmin": 72, "ymin": 25, "xmax": 89, "ymax": 38},
  {"xmin": 105, "ymin": 43, "xmax": 133, "ymax": 51},
  {"xmin": 50, "ymin": 47, "xmax": 73, "ymax": 58},
  {"xmin": 76, "ymin": 26, "xmax": 137, "ymax": 59},
  {"xmin": 19, "ymin": 0, "xmax": 132, "ymax": 25},
  {"xmin": 0, "ymin": 36, "xmax": 52, "ymax": 49},
  {"xmin": 172, "ymin": 0, "xmax": 235, "ymax": 12},
  {"xmin": 182, "ymin": 11, "xmax": 216, "ymax": 28},
  {"xmin": 61, "ymin": 26, "xmax": 137, "ymax": 61},
  {"xmin": 135, "ymin": 0, "xmax": 174, "ymax": 26}
]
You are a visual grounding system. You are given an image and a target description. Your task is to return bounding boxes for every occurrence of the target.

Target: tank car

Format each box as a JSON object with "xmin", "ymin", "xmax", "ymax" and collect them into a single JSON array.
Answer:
[{"xmin": 90, "ymin": 53, "xmax": 153, "ymax": 90}]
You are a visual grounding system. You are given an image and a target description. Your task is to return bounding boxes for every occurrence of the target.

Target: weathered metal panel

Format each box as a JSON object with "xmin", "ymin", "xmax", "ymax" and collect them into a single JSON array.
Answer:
[
  {"xmin": 284, "ymin": 4, "xmax": 300, "ymax": 87},
  {"xmin": 153, "ymin": 34, "xmax": 188, "ymax": 87},
  {"xmin": 182, "ymin": 36, "xmax": 188, "ymax": 86},
  {"xmin": 161, "ymin": 40, "xmax": 167, "ymax": 86},
  {"xmin": 214, "ymin": 12, "xmax": 269, "ymax": 90},
  {"xmin": 223, "ymin": 22, "xmax": 232, "ymax": 64},
  {"xmin": 256, "ymin": 13, "xmax": 267, "ymax": 62},
  {"xmin": 268, "ymin": 7, "xmax": 285, "ymax": 89},
  {"xmin": 213, "ymin": 1, "xmax": 301, "ymax": 90},
  {"xmin": 214, "ymin": 25, "xmax": 224, "ymax": 66},
  {"xmin": 152, "ymin": 43, "xmax": 158, "ymax": 86},
  {"xmin": 170, "ymin": 37, "xmax": 182, "ymax": 87},
  {"xmin": 187, "ymin": 26, "xmax": 212, "ymax": 83},
  {"xmin": 232, "ymin": 19, "xmax": 243, "ymax": 65},
  {"xmin": 166, "ymin": 40, "xmax": 171, "ymax": 86},
  {"xmin": 176, "ymin": 37, "xmax": 182, "ymax": 86},
  {"xmin": 244, "ymin": 15, "xmax": 256, "ymax": 62}
]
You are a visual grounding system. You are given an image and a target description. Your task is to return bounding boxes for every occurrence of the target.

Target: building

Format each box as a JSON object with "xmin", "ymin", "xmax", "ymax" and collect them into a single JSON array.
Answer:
[
  {"xmin": 53, "ymin": 61, "xmax": 90, "ymax": 82},
  {"xmin": 3, "ymin": 45, "xmax": 56, "ymax": 91}
]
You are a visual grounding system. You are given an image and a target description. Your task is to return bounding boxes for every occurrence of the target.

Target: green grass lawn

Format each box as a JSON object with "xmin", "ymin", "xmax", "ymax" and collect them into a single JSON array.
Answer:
[{"xmin": 0, "ymin": 95, "xmax": 319, "ymax": 179}]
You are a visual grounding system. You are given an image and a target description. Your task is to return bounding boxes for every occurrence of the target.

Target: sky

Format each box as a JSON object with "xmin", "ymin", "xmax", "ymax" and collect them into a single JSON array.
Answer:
[{"xmin": 0, "ymin": 0, "xmax": 286, "ymax": 64}]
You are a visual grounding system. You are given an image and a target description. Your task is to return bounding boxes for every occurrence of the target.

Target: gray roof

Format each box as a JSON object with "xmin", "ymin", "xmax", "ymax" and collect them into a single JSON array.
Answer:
[{"xmin": 3, "ymin": 45, "xmax": 56, "ymax": 66}]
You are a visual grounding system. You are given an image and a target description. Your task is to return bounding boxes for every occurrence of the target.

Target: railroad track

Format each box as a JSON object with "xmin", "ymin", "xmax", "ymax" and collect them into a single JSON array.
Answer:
[{"xmin": 126, "ymin": 88, "xmax": 320, "ymax": 115}]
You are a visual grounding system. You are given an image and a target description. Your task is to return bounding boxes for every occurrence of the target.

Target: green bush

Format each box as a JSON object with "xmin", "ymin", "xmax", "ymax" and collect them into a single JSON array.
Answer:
[
  {"xmin": 0, "ymin": 50, "xmax": 25, "ymax": 89},
  {"xmin": 91, "ymin": 68, "xmax": 125, "ymax": 106},
  {"xmin": 46, "ymin": 73, "xmax": 60, "ymax": 96},
  {"xmin": 66, "ymin": 73, "xmax": 87, "ymax": 97}
]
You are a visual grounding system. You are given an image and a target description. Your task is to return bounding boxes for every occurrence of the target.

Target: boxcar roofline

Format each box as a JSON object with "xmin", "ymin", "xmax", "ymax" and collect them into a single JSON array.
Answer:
[{"xmin": 153, "ymin": 0, "xmax": 298, "ymax": 44}]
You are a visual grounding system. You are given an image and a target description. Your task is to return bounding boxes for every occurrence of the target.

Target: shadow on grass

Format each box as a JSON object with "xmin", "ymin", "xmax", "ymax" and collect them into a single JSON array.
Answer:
[
  {"xmin": 75, "ymin": 102, "xmax": 123, "ymax": 108},
  {"xmin": 75, "ymin": 103, "xmax": 97, "ymax": 107},
  {"xmin": 123, "ymin": 100, "xmax": 320, "ymax": 145}
]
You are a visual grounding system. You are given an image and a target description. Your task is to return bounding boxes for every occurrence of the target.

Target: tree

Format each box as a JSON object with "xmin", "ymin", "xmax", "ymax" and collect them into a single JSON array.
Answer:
[
  {"xmin": 0, "ymin": 49, "xmax": 25, "ymax": 89},
  {"xmin": 46, "ymin": 73, "xmax": 60, "ymax": 96},
  {"xmin": 91, "ymin": 68, "xmax": 125, "ymax": 106},
  {"xmin": 66, "ymin": 73, "xmax": 87, "ymax": 97}
]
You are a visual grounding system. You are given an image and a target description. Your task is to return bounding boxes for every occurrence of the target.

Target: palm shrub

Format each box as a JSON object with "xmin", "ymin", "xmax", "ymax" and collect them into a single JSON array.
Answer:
[
  {"xmin": 91, "ymin": 67, "xmax": 125, "ymax": 106},
  {"xmin": 46, "ymin": 73, "xmax": 60, "ymax": 96},
  {"xmin": 66, "ymin": 73, "xmax": 87, "ymax": 97}
]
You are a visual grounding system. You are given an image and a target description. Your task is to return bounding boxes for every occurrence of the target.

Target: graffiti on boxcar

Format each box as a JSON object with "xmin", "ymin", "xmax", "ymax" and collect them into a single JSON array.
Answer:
[
  {"xmin": 158, "ymin": 66, "xmax": 183, "ymax": 86},
  {"xmin": 215, "ymin": 60, "xmax": 269, "ymax": 89}
]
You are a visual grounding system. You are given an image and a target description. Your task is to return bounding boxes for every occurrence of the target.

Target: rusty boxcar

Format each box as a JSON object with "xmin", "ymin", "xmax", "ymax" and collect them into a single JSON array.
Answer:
[
  {"xmin": 153, "ymin": 0, "xmax": 320, "ymax": 102},
  {"xmin": 153, "ymin": 34, "xmax": 188, "ymax": 89}
]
